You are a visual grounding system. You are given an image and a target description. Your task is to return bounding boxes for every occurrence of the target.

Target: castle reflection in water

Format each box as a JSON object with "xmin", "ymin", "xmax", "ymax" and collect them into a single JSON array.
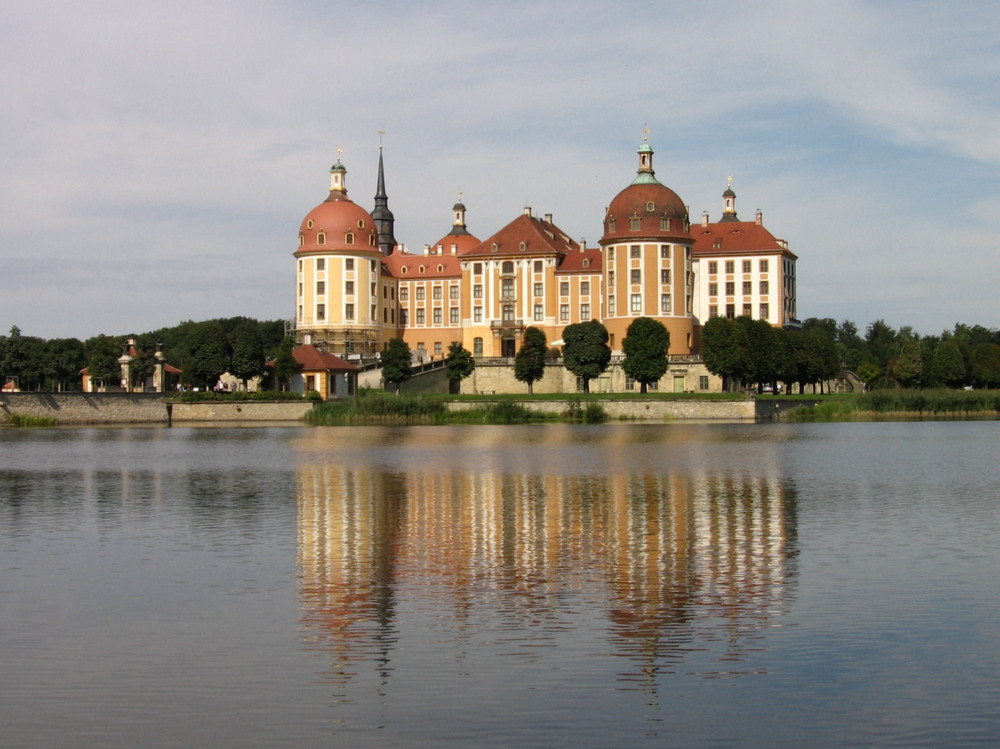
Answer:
[{"xmin": 295, "ymin": 439, "xmax": 797, "ymax": 684}]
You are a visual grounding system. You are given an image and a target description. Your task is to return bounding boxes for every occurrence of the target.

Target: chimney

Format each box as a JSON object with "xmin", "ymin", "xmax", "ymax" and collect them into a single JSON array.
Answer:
[
  {"xmin": 580, "ymin": 238, "xmax": 587, "ymax": 251},
  {"xmin": 423, "ymin": 244, "xmax": 430, "ymax": 255},
  {"xmin": 544, "ymin": 213, "xmax": 553, "ymax": 224},
  {"xmin": 756, "ymin": 209, "xmax": 763, "ymax": 226},
  {"xmin": 437, "ymin": 244, "xmax": 443, "ymax": 254},
  {"xmin": 702, "ymin": 211, "xmax": 709, "ymax": 227},
  {"xmin": 523, "ymin": 206, "xmax": 532, "ymax": 216},
  {"xmin": 450, "ymin": 243, "xmax": 457, "ymax": 255}
]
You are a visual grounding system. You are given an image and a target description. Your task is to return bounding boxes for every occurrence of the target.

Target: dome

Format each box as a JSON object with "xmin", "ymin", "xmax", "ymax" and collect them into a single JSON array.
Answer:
[
  {"xmin": 602, "ymin": 181, "xmax": 689, "ymax": 243},
  {"xmin": 297, "ymin": 196, "xmax": 379, "ymax": 254}
]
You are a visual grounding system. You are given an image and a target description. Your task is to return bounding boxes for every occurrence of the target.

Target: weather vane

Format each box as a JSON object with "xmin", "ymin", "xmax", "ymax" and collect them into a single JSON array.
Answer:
[
  {"xmin": 457, "ymin": 188, "xmax": 463, "ymax": 202},
  {"xmin": 728, "ymin": 174, "xmax": 733, "ymax": 188},
  {"xmin": 379, "ymin": 130, "xmax": 385, "ymax": 148},
  {"xmin": 643, "ymin": 122, "xmax": 649, "ymax": 142}
]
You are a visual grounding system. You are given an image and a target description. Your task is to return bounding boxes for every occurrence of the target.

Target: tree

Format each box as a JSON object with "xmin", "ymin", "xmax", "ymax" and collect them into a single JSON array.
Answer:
[
  {"xmin": 701, "ymin": 316, "xmax": 746, "ymax": 391},
  {"xmin": 973, "ymin": 343, "xmax": 1000, "ymax": 389},
  {"xmin": 229, "ymin": 321, "xmax": 266, "ymax": 390},
  {"xmin": 855, "ymin": 361, "xmax": 882, "ymax": 391},
  {"xmin": 187, "ymin": 322, "xmax": 231, "ymax": 389},
  {"xmin": 445, "ymin": 341, "xmax": 475, "ymax": 394},
  {"xmin": 562, "ymin": 320, "xmax": 611, "ymax": 393},
  {"xmin": 130, "ymin": 349, "xmax": 157, "ymax": 390},
  {"xmin": 272, "ymin": 337, "xmax": 298, "ymax": 392},
  {"xmin": 622, "ymin": 317, "xmax": 669, "ymax": 393},
  {"xmin": 382, "ymin": 337, "xmax": 412, "ymax": 393},
  {"xmin": 931, "ymin": 339, "xmax": 967, "ymax": 388},
  {"xmin": 513, "ymin": 327, "xmax": 548, "ymax": 394},
  {"xmin": 43, "ymin": 338, "xmax": 86, "ymax": 391},
  {"xmin": 86, "ymin": 334, "xmax": 124, "ymax": 389},
  {"xmin": 889, "ymin": 337, "xmax": 923, "ymax": 388}
]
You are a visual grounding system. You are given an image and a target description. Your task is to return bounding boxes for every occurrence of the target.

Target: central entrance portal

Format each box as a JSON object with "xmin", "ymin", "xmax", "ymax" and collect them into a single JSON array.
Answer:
[{"xmin": 501, "ymin": 336, "xmax": 516, "ymax": 358}]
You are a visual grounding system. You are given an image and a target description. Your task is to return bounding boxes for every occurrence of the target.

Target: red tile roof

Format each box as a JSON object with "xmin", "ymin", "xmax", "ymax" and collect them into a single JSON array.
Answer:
[
  {"xmin": 462, "ymin": 213, "xmax": 579, "ymax": 258},
  {"xmin": 383, "ymin": 250, "xmax": 462, "ymax": 279},
  {"xmin": 690, "ymin": 220, "xmax": 796, "ymax": 258},
  {"xmin": 292, "ymin": 345, "xmax": 359, "ymax": 371},
  {"xmin": 556, "ymin": 246, "xmax": 603, "ymax": 274}
]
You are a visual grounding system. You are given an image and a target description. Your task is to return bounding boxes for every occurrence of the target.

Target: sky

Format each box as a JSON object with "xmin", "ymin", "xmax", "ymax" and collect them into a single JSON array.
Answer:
[{"xmin": 2, "ymin": 0, "xmax": 999, "ymax": 341}]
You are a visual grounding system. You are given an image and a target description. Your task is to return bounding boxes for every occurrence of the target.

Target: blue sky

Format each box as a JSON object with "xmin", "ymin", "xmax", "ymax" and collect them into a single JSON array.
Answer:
[{"xmin": 2, "ymin": 0, "xmax": 998, "ymax": 340}]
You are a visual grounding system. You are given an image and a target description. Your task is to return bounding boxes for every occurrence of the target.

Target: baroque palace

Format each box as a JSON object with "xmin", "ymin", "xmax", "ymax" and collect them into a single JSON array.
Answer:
[{"xmin": 293, "ymin": 137, "xmax": 797, "ymax": 391}]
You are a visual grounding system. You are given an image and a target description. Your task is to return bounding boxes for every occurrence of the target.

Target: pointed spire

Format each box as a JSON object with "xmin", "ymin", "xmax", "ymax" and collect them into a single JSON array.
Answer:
[{"xmin": 372, "ymin": 136, "xmax": 397, "ymax": 255}]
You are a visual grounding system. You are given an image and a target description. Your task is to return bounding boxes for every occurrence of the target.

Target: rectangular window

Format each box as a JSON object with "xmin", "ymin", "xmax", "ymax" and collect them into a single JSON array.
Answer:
[
  {"xmin": 559, "ymin": 304, "xmax": 569, "ymax": 321},
  {"xmin": 416, "ymin": 309, "xmax": 425, "ymax": 324},
  {"xmin": 760, "ymin": 280, "xmax": 769, "ymax": 295},
  {"xmin": 661, "ymin": 294, "xmax": 671, "ymax": 313},
  {"xmin": 474, "ymin": 284, "xmax": 483, "ymax": 298},
  {"xmin": 432, "ymin": 342, "xmax": 441, "ymax": 356},
  {"xmin": 450, "ymin": 307, "xmax": 459, "ymax": 324},
  {"xmin": 474, "ymin": 307, "xmax": 483, "ymax": 323},
  {"xmin": 535, "ymin": 283, "xmax": 544, "ymax": 297},
  {"xmin": 743, "ymin": 260, "xmax": 752, "ymax": 273},
  {"xmin": 709, "ymin": 305, "xmax": 718, "ymax": 318},
  {"xmin": 660, "ymin": 218, "xmax": 670, "ymax": 231},
  {"xmin": 725, "ymin": 281, "xmax": 735, "ymax": 295},
  {"xmin": 400, "ymin": 309, "xmax": 408, "ymax": 325},
  {"xmin": 580, "ymin": 281, "xmax": 590, "ymax": 296},
  {"xmin": 760, "ymin": 303, "xmax": 769, "ymax": 319},
  {"xmin": 660, "ymin": 269, "xmax": 671, "ymax": 284},
  {"xmin": 298, "ymin": 282, "xmax": 303, "ymax": 296},
  {"xmin": 345, "ymin": 259, "xmax": 353, "ymax": 271},
  {"xmin": 608, "ymin": 270, "xmax": 615, "ymax": 285},
  {"xmin": 416, "ymin": 287, "xmax": 425, "ymax": 300},
  {"xmin": 316, "ymin": 281, "xmax": 325, "ymax": 295},
  {"xmin": 474, "ymin": 262, "xmax": 482, "ymax": 275},
  {"xmin": 631, "ymin": 245, "xmax": 641, "ymax": 258},
  {"xmin": 760, "ymin": 259, "xmax": 769, "ymax": 273},
  {"xmin": 743, "ymin": 303, "xmax": 752, "ymax": 316},
  {"xmin": 631, "ymin": 294, "xmax": 642, "ymax": 312},
  {"xmin": 699, "ymin": 375, "xmax": 709, "ymax": 390},
  {"xmin": 743, "ymin": 281, "xmax": 752, "ymax": 295},
  {"xmin": 630, "ymin": 218, "xmax": 641, "ymax": 231},
  {"xmin": 433, "ymin": 308, "xmax": 442, "ymax": 324},
  {"xmin": 725, "ymin": 260, "xmax": 734, "ymax": 274},
  {"xmin": 501, "ymin": 278, "xmax": 514, "ymax": 298},
  {"xmin": 708, "ymin": 261, "xmax": 717, "ymax": 275},
  {"xmin": 433, "ymin": 286, "xmax": 442, "ymax": 300},
  {"xmin": 608, "ymin": 296, "xmax": 615, "ymax": 315},
  {"xmin": 626, "ymin": 376, "xmax": 636, "ymax": 391},
  {"xmin": 534, "ymin": 304, "xmax": 544, "ymax": 321},
  {"xmin": 473, "ymin": 337, "xmax": 483, "ymax": 356},
  {"xmin": 399, "ymin": 287, "xmax": 408, "ymax": 301},
  {"xmin": 345, "ymin": 281, "xmax": 354, "ymax": 295},
  {"xmin": 580, "ymin": 303, "xmax": 590, "ymax": 319},
  {"xmin": 371, "ymin": 260, "xmax": 377, "ymax": 273},
  {"xmin": 450, "ymin": 285, "xmax": 459, "ymax": 299},
  {"xmin": 726, "ymin": 304, "xmax": 735, "ymax": 318},
  {"xmin": 660, "ymin": 244, "xmax": 670, "ymax": 258},
  {"xmin": 316, "ymin": 258, "xmax": 325, "ymax": 271},
  {"xmin": 631, "ymin": 269, "xmax": 641, "ymax": 284},
  {"xmin": 534, "ymin": 260, "xmax": 543, "ymax": 272},
  {"xmin": 608, "ymin": 247, "xmax": 615, "ymax": 261},
  {"xmin": 560, "ymin": 281, "xmax": 569, "ymax": 296},
  {"xmin": 709, "ymin": 282, "xmax": 718, "ymax": 296}
]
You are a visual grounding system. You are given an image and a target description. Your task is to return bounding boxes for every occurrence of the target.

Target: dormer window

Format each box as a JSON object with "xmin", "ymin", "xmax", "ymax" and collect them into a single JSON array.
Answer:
[
  {"xmin": 491, "ymin": 243, "xmax": 498, "ymax": 252},
  {"xmin": 345, "ymin": 232, "xmax": 354, "ymax": 245},
  {"xmin": 317, "ymin": 232, "xmax": 326, "ymax": 245},
  {"xmin": 437, "ymin": 264, "xmax": 444, "ymax": 272},
  {"xmin": 298, "ymin": 234, "xmax": 304, "ymax": 247},
  {"xmin": 307, "ymin": 219, "xmax": 314, "ymax": 229},
  {"xmin": 660, "ymin": 217, "xmax": 671, "ymax": 231},
  {"xmin": 630, "ymin": 217, "xmax": 641, "ymax": 230},
  {"xmin": 582, "ymin": 259, "xmax": 590, "ymax": 268},
  {"xmin": 609, "ymin": 218, "xmax": 616, "ymax": 232},
  {"xmin": 519, "ymin": 241, "xmax": 526, "ymax": 251},
  {"xmin": 357, "ymin": 219, "xmax": 365, "ymax": 229}
]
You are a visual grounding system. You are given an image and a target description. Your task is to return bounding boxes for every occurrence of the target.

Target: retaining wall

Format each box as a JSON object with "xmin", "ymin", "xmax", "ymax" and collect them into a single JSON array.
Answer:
[
  {"xmin": 168, "ymin": 401, "xmax": 314, "ymax": 423},
  {"xmin": 0, "ymin": 393, "xmax": 168, "ymax": 424},
  {"xmin": 446, "ymin": 398, "xmax": 756, "ymax": 421}
]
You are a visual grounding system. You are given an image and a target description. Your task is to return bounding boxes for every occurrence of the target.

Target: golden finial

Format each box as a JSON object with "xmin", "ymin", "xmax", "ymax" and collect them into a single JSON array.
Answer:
[
  {"xmin": 728, "ymin": 174, "xmax": 733, "ymax": 188},
  {"xmin": 457, "ymin": 188, "xmax": 463, "ymax": 202},
  {"xmin": 336, "ymin": 144, "xmax": 343, "ymax": 162},
  {"xmin": 378, "ymin": 130, "xmax": 385, "ymax": 148},
  {"xmin": 642, "ymin": 122, "xmax": 650, "ymax": 142}
]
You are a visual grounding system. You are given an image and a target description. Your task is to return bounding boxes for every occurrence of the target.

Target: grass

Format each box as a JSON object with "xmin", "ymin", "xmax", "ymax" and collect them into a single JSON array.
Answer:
[
  {"xmin": 784, "ymin": 389, "xmax": 1000, "ymax": 421},
  {"xmin": 4, "ymin": 413, "xmax": 58, "ymax": 427}
]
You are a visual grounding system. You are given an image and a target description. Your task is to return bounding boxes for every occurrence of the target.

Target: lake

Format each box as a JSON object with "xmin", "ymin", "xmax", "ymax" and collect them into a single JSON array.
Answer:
[{"xmin": 2, "ymin": 421, "xmax": 999, "ymax": 747}]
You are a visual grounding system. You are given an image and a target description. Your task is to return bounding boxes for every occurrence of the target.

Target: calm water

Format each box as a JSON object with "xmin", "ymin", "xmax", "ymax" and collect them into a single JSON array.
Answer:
[{"xmin": 1, "ymin": 421, "xmax": 999, "ymax": 747}]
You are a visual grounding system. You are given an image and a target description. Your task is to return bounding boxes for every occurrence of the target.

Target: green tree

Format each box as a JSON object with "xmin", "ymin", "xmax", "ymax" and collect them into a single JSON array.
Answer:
[
  {"xmin": 130, "ymin": 349, "xmax": 157, "ymax": 390},
  {"xmin": 43, "ymin": 337, "xmax": 86, "ymax": 391},
  {"xmin": 931, "ymin": 339, "xmax": 967, "ymax": 388},
  {"xmin": 86, "ymin": 334, "xmax": 124, "ymax": 390},
  {"xmin": 855, "ymin": 361, "xmax": 882, "ymax": 390},
  {"xmin": 272, "ymin": 337, "xmax": 298, "ymax": 391},
  {"xmin": 701, "ymin": 316, "xmax": 746, "ymax": 391},
  {"xmin": 562, "ymin": 320, "xmax": 611, "ymax": 394},
  {"xmin": 514, "ymin": 326, "xmax": 548, "ymax": 394},
  {"xmin": 889, "ymin": 337, "xmax": 923, "ymax": 388},
  {"xmin": 229, "ymin": 321, "xmax": 266, "ymax": 390},
  {"xmin": 187, "ymin": 322, "xmax": 231, "ymax": 389},
  {"xmin": 381, "ymin": 337, "xmax": 412, "ymax": 393},
  {"xmin": 622, "ymin": 317, "xmax": 669, "ymax": 393},
  {"xmin": 973, "ymin": 343, "xmax": 1000, "ymax": 388},
  {"xmin": 445, "ymin": 341, "xmax": 475, "ymax": 394}
]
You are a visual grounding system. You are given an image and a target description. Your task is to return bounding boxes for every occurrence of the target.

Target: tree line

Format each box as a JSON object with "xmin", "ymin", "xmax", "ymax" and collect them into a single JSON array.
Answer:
[{"xmin": 0, "ymin": 318, "xmax": 288, "ymax": 392}]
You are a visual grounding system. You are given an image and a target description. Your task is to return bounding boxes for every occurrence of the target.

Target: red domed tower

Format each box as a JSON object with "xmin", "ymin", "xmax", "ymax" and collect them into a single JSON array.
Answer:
[
  {"xmin": 599, "ymin": 135, "xmax": 695, "ymax": 354},
  {"xmin": 294, "ymin": 155, "xmax": 386, "ymax": 356}
]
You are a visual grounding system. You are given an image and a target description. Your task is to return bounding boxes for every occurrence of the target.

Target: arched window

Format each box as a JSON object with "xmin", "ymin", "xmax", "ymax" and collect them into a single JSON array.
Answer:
[
  {"xmin": 345, "ymin": 232, "xmax": 354, "ymax": 245},
  {"xmin": 317, "ymin": 232, "xmax": 326, "ymax": 245},
  {"xmin": 502, "ymin": 261, "xmax": 514, "ymax": 274},
  {"xmin": 519, "ymin": 241, "xmax": 526, "ymax": 251}
]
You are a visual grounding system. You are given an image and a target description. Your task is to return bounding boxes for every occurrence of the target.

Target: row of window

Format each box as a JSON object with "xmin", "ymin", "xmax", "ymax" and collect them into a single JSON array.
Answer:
[
  {"xmin": 607, "ymin": 244, "xmax": 683, "ymax": 261},
  {"xmin": 709, "ymin": 303, "xmax": 771, "ymax": 319},
  {"xmin": 708, "ymin": 280, "xmax": 770, "ymax": 296},
  {"xmin": 707, "ymin": 259, "xmax": 770, "ymax": 275},
  {"xmin": 297, "ymin": 257, "xmax": 378, "ymax": 273}
]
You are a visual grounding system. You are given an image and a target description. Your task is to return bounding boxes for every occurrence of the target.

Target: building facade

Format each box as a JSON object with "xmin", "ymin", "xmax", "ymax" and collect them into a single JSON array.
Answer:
[{"xmin": 292, "ymin": 138, "xmax": 798, "ymax": 377}]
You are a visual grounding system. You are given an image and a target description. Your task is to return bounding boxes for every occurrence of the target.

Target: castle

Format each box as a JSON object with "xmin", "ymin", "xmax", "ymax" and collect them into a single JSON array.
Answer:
[{"xmin": 292, "ymin": 136, "xmax": 797, "ymax": 391}]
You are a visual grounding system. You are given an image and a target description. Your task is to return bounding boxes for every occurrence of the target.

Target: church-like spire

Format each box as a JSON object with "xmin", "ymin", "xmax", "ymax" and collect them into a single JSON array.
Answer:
[
  {"xmin": 326, "ymin": 146, "xmax": 348, "ymax": 199},
  {"xmin": 371, "ymin": 136, "xmax": 397, "ymax": 255},
  {"xmin": 720, "ymin": 175, "xmax": 739, "ymax": 222},
  {"xmin": 631, "ymin": 124, "xmax": 661, "ymax": 186},
  {"xmin": 449, "ymin": 189, "xmax": 470, "ymax": 236}
]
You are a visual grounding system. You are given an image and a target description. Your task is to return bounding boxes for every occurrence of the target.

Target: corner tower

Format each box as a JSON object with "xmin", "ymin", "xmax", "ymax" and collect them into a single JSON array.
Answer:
[
  {"xmin": 599, "ymin": 133, "xmax": 695, "ymax": 354},
  {"xmin": 372, "ymin": 144, "xmax": 397, "ymax": 255}
]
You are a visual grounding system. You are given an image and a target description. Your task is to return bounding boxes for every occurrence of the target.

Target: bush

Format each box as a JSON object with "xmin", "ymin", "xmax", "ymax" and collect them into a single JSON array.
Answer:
[{"xmin": 4, "ymin": 412, "xmax": 58, "ymax": 427}]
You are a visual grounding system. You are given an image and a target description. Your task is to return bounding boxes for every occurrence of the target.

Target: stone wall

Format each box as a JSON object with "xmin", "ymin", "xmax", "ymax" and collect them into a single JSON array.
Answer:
[
  {"xmin": 0, "ymin": 393, "xmax": 168, "ymax": 424},
  {"xmin": 168, "ymin": 402, "xmax": 315, "ymax": 423}
]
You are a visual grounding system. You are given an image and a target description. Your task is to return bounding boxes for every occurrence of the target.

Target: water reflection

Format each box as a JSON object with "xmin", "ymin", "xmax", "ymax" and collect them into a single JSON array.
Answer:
[{"xmin": 295, "ymin": 431, "xmax": 797, "ymax": 689}]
